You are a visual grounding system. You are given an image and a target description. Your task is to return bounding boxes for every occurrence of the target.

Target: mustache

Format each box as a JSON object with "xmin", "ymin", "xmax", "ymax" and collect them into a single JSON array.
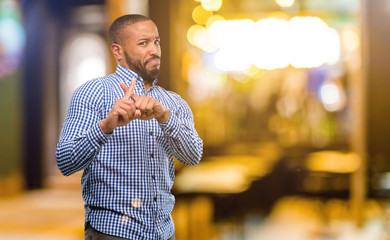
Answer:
[{"xmin": 144, "ymin": 55, "xmax": 161, "ymax": 64}]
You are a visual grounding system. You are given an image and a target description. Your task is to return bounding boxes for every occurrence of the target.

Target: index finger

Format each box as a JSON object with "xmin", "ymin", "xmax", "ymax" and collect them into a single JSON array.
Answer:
[{"xmin": 120, "ymin": 78, "xmax": 136, "ymax": 99}]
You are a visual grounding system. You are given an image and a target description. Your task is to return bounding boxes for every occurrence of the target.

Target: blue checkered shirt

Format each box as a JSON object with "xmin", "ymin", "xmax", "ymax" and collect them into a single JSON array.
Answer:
[{"xmin": 56, "ymin": 65, "xmax": 203, "ymax": 239}]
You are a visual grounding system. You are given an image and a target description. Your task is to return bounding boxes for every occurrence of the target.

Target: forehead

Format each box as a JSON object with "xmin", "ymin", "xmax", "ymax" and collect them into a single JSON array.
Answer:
[{"xmin": 125, "ymin": 20, "xmax": 159, "ymax": 41}]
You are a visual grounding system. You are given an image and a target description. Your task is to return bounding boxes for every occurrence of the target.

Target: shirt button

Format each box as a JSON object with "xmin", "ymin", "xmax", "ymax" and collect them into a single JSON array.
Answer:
[
  {"xmin": 154, "ymin": 197, "xmax": 157, "ymax": 202},
  {"xmin": 168, "ymin": 129, "xmax": 173, "ymax": 134},
  {"xmin": 151, "ymin": 153, "xmax": 154, "ymax": 158},
  {"xmin": 152, "ymin": 175, "xmax": 156, "ymax": 180},
  {"xmin": 149, "ymin": 131, "xmax": 153, "ymax": 136}
]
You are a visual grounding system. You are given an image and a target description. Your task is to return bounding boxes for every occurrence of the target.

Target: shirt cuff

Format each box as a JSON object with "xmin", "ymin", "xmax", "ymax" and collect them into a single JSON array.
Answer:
[
  {"xmin": 87, "ymin": 123, "xmax": 111, "ymax": 149},
  {"xmin": 159, "ymin": 111, "xmax": 180, "ymax": 137}
]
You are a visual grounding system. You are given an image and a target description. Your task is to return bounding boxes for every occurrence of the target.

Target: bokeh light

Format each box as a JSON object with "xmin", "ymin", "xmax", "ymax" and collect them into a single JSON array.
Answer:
[
  {"xmin": 205, "ymin": 14, "xmax": 224, "ymax": 28},
  {"xmin": 187, "ymin": 24, "xmax": 204, "ymax": 46},
  {"xmin": 275, "ymin": 0, "xmax": 295, "ymax": 8},
  {"xmin": 201, "ymin": 0, "xmax": 223, "ymax": 12},
  {"xmin": 209, "ymin": 19, "xmax": 255, "ymax": 72},
  {"xmin": 0, "ymin": 18, "xmax": 25, "ymax": 56},
  {"xmin": 203, "ymin": 16, "xmax": 340, "ymax": 72},
  {"xmin": 289, "ymin": 16, "xmax": 340, "ymax": 68},
  {"xmin": 252, "ymin": 18, "xmax": 290, "ymax": 70},
  {"xmin": 319, "ymin": 80, "xmax": 346, "ymax": 112},
  {"xmin": 342, "ymin": 28, "xmax": 360, "ymax": 52},
  {"xmin": 306, "ymin": 151, "xmax": 361, "ymax": 173},
  {"xmin": 0, "ymin": 0, "xmax": 25, "ymax": 78},
  {"xmin": 192, "ymin": 5, "xmax": 212, "ymax": 25}
]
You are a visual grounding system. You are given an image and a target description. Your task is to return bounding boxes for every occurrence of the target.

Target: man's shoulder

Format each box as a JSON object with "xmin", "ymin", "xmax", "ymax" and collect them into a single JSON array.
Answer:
[
  {"xmin": 154, "ymin": 85, "xmax": 182, "ymax": 99},
  {"xmin": 70, "ymin": 75, "xmax": 118, "ymax": 107},
  {"xmin": 154, "ymin": 86, "xmax": 193, "ymax": 112},
  {"xmin": 74, "ymin": 74, "xmax": 117, "ymax": 96}
]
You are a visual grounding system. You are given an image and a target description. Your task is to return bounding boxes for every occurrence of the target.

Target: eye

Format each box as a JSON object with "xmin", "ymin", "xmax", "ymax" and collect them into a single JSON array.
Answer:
[
  {"xmin": 138, "ymin": 41, "xmax": 147, "ymax": 46},
  {"xmin": 154, "ymin": 39, "xmax": 160, "ymax": 45}
]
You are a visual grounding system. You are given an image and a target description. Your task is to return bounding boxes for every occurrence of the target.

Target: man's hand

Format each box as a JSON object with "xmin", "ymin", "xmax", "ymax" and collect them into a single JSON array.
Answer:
[
  {"xmin": 120, "ymin": 81, "xmax": 171, "ymax": 123},
  {"xmin": 99, "ymin": 79, "xmax": 141, "ymax": 134}
]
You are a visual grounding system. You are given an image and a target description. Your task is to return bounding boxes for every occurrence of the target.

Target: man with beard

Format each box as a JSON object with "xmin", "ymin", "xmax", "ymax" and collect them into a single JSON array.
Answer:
[{"xmin": 56, "ymin": 14, "xmax": 203, "ymax": 240}]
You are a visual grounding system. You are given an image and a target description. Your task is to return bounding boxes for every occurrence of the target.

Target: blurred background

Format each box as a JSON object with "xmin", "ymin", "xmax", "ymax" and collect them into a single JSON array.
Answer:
[{"xmin": 1, "ymin": 0, "xmax": 390, "ymax": 239}]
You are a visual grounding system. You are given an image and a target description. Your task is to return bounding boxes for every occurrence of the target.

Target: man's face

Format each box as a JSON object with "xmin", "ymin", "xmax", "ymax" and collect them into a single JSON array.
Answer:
[{"xmin": 122, "ymin": 20, "xmax": 161, "ymax": 82}]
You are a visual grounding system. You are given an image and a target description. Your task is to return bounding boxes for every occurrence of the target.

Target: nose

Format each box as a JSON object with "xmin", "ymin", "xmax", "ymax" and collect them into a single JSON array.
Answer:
[{"xmin": 150, "ymin": 43, "xmax": 160, "ymax": 56}]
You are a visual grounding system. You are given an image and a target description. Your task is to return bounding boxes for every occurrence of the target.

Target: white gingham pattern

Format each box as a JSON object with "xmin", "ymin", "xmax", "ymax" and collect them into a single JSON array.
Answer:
[{"xmin": 56, "ymin": 65, "xmax": 203, "ymax": 239}]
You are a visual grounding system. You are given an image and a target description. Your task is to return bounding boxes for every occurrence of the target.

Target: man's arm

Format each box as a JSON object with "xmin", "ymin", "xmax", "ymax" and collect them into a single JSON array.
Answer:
[
  {"xmin": 158, "ymin": 97, "xmax": 203, "ymax": 166},
  {"xmin": 56, "ymin": 79, "xmax": 140, "ymax": 176},
  {"xmin": 120, "ymin": 84, "xmax": 203, "ymax": 165},
  {"xmin": 56, "ymin": 81, "xmax": 107, "ymax": 176}
]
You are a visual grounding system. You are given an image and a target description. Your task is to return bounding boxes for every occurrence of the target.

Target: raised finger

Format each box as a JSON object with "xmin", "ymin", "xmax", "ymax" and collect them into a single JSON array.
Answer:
[{"xmin": 121, "ymin": 78, "xmax": 136, "ymax": 100}]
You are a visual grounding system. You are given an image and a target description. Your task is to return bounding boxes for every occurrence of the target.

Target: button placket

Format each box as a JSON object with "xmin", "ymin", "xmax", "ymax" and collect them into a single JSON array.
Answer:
[{"xmin": 148, "ymin": 125, "xmax": 159, "ymax": 210}]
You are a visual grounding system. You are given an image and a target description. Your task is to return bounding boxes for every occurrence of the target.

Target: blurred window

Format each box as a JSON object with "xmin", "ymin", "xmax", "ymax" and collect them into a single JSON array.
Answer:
[{"xmin": 59, "ymin": 32, "xmax": 110, "ymax": 120}]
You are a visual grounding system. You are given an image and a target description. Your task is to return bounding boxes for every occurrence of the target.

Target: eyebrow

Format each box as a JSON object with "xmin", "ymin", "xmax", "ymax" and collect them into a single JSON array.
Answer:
[{"xmin": 137, "ymin": 37, "xmax": 160, "ymax": 42}]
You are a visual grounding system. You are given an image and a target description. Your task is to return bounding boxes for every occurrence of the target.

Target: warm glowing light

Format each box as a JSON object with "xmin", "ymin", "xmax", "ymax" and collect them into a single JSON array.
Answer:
[
  {"xmin": 326, "ymin": 28, "xmax": 340, "ymax": 65},
  {"xmin": 319, "ymin": 81, "xmax": 345, "ymax": 112},
  {"xmin": 193, "ymin": 27, "xmax": 208, "ymax": 47},
  {"xmin": 275, "ymin": 0, "xmax": 295, "ymax": 8},
  {"xmin": 289, "ymin": 16, "xmax": 339, "ymax": 68},
  {"xmin": 186, "ymin": 50, "xmax": 227, "ymax": 101},
  {"xmin": 192, "ymin": 5, "xmax": 212, "ymax": 25},
  {"xmin": 187, "ymin": 24, "xmax": 204, "ymax": 46},
  {"xmin": 209, "ymin": 19, "xmax": 255, "ymax": 72},
  {"xmin": 187, "ymin": 24, "xmax": 217, "ymax": 52},
  {"xmin": 342, "ymin": 29, "xmax": 359, "ymax": 52},
  {"xmin": 320, "ymin": 83, "xmax": 339, "ymax": 104},
  {"xmin": 214, "ymin": 50, "xmax": 252, "ymax": 72},
  {"xmin": 174, "ymin": 155, "xmax": 271, "ymax": 193},
  {"xmin": 197, "ymin": 16, "xmax": 340, "ymax": 72},
  {"xmin": 252, "ymin": 18, "xmax": 290, "ymax": 70},
  {"xmin": 244, "ymin": 65, "xmax": 261, "ymax": 77},
  {"xmin": 306, "ymin": 151, "xmax": 361, "ymax": 173},
  {"xmin": 205, "ymin": 14, "xmax": 225, "ymax": 28},
  {"xmin": 201, "ymin": 0, "xmax": 223, "ymax": 11},
  {"xmin": 193, "ymin": 27, "xmax": 217, "ymax": 52}
]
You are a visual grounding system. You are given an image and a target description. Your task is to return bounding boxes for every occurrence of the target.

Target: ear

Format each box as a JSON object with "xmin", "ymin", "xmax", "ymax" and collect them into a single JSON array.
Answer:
[{"xmin": 111, "ymin": 43, "xmax": 123, "ymax": 62}]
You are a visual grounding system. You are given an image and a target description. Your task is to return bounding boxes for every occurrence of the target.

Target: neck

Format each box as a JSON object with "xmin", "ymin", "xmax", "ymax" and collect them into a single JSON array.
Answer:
[
  {"xmin": 144, "ymin": 81, "xmax": 152, "ymax": 91},
  {"xmin": 143, "ymin": 77, "xmax": 156, "ymax": 91}
]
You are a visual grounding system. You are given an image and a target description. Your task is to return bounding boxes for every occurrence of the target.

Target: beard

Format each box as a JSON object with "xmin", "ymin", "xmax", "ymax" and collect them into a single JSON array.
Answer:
[{"xmin": 124, "ymin": 51, "xmax": 160, "ymax": 84}]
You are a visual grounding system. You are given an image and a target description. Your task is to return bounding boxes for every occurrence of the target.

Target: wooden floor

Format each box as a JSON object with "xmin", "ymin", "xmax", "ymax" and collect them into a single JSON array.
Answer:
[{"xmin": 0, "ymin": 173, "xmax": 84, "ymax": 240}]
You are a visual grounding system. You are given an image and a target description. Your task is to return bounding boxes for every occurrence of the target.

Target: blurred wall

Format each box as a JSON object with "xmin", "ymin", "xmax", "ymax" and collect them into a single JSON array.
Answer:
[
  {"xmin": 364, "ymin": 0, "xmax": 390, "ymax": 190},
  {"xmin": 0, "ymin": 71, "xmax": 23, "ymax": 193},
  {"xmin": 0, "ymin": 0, "xmax": 24, "ymax": 194}
]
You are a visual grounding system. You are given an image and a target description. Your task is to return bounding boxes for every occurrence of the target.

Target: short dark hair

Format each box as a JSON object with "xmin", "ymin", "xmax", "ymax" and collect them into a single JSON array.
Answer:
[{"xmin": 109, "ymin": 14, "xmax": 151, "ymax": 45}]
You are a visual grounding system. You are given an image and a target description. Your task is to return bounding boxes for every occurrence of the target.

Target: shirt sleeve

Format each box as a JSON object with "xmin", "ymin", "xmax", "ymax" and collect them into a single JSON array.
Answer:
[
  {"xmin": 56, "ymin": 80, "xmax": 110, "ymax": 176},
  {"xmin": 158, "ymin": 96, "xmax": 203, "ymax": 165}
]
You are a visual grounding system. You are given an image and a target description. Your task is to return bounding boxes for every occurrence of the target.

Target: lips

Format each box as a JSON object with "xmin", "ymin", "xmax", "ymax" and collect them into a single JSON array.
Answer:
[{"xmin": 145, "ymin": 57, "xmax": 160, "ymax": 66}]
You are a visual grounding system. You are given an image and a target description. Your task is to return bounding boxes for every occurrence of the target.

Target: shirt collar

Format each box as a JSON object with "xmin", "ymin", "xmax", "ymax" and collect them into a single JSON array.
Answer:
[{"xmin": 115, "ymin": 65, "xmax": 158, "ymax": 86}]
